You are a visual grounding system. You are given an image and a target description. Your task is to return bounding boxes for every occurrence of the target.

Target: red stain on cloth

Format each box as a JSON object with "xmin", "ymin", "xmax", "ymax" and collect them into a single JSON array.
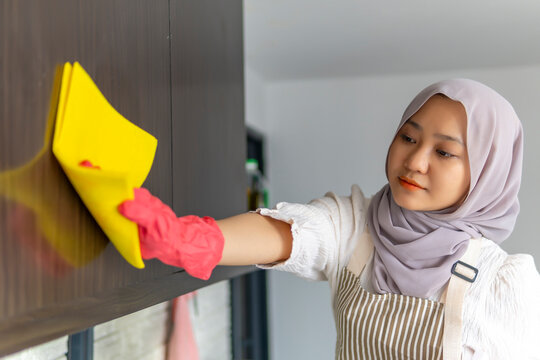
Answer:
[{"xmin": 79, "ymin": 160, "xmax": 101, "ymax": 169}]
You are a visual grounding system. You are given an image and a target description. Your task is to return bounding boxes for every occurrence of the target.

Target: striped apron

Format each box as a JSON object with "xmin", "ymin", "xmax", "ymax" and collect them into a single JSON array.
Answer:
[{"xmin": 334, "ymin": 228, "xmax": 481, "ymax": 360}]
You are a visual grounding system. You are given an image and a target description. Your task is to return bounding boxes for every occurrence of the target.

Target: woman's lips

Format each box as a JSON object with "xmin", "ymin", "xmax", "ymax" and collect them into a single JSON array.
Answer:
[{"xmin": 398, "ymin": 176, "xmax": 425, "ymax": 191}]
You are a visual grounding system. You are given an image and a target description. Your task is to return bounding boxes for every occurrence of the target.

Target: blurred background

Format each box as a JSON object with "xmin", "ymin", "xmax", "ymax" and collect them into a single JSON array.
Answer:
[{"xmin": 244, "ymin": 1, "xmax": 540, "ymax": 358}]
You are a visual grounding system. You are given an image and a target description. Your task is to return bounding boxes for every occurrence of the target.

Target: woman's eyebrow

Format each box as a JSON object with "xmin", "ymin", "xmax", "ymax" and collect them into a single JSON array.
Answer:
[
  {"xmin": 435, "ymin": 133, "xmax": 464, "ymax": 145},
  {"xmin": 406, "ymin": 119, "xmax": 422, "ymax": 130},
  {"xmin": 405, "ymin": 120, "xmax": 464, "ymax": 145}
]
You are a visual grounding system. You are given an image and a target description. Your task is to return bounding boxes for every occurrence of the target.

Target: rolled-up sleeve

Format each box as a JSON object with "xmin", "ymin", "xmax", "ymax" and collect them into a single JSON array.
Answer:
[
  {"xmin": 255, "ymin": 185, "xmax": 368, "ymax": 283},
  {"xmin": 255, "ymin": 202, "xmax": 336, "ymax": 281}
]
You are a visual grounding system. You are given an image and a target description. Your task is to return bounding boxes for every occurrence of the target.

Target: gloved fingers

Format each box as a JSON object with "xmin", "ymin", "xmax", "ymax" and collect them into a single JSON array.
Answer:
[
  {"xmin": 132, "ymin": 187, "xmax": 155, "ymax": 204},
  {"xmin": 137, "ymin": 225, "xmax": 155, "ymax": 260},
  {"xmin": 139, "ymin": 226, "xmax": 165, "ymax": 260},
  {"xmin": 134, "ymin": 187, "xmax": 178, "ymax": 220},
  {"xmin": 133, "ymin": 188, "xmax": 176, "ymax": 215},
  {"xmin": 117, "ymin": 197, "xmax": 153, "ymax": 226},
  {"xmin": 118, "ymin": 187, "xmax": 175, "ymax": 226}
]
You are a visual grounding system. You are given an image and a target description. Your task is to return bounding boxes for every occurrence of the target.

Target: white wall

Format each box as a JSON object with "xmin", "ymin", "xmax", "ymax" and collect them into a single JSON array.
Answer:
[
  {"xmin": 94, "ymin": 302, "xmax": 169, "ymax": 360},
  {"xmin": 2, "ymin": 337, "xmax": 67, "ymax": 360},
  {"xmin": 246, "ymin": 64, "xmax": 540, "ymax": 359},
  {"xmin": 189, "ymin": 281, "xmax": 232, "ymax": 359},
  {"xmin": 94, "ymin": 281, "xmax": 231, "ymax": 360},
  {"xmin": 245, "ymin": 67, "xmax": 268, "ymax": 134}
]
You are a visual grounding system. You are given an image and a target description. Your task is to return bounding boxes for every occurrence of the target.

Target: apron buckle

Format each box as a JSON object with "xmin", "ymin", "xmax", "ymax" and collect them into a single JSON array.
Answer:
[{"xmin": 451, "ymin": 260, "xmax": 478, "ymax": 283}]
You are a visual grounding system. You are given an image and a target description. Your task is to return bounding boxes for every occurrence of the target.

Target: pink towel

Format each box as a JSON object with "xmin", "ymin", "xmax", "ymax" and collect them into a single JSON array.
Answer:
[{"xmin": 168, "ymin": 292, "xmax": 199, "ymax": 360}]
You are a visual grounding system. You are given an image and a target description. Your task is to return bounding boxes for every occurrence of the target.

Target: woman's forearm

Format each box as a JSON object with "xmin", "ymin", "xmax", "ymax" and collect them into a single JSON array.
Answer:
[{"xmin": 217, "ymin": 213, "xmax": 293, "ymax": 266}]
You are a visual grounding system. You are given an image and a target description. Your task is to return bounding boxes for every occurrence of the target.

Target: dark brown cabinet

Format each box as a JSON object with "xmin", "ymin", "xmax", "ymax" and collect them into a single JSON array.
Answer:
[{"xmin": 0, "ymin": 1, "xmax": 249, "ymax": 356}]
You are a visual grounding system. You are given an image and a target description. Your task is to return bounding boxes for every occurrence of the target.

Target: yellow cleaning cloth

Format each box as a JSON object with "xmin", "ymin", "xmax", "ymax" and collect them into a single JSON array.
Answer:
[{"xmin": 52, "ymin": 62, "xmax": 158, "ymax": 268}]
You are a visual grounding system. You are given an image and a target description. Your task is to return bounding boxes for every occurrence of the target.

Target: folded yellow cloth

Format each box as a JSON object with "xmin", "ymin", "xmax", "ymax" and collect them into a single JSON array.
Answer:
[{"xmin": 52, "ymin": 62, "xmax": 157, "ymax": 268}]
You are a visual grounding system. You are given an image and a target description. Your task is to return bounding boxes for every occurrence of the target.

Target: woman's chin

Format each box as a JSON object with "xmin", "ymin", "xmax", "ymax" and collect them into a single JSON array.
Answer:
[
  {"xmin": 391, "ymin": 188, "xmax": 428, "ymax": 212},
  {"xmin": 394, "ymin": 198, "xmax": 422, "ymax": 211}
]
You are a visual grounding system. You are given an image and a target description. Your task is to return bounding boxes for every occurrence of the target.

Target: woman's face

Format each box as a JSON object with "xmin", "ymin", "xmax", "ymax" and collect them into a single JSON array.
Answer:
[{"xmin": 386, "ymin": 95, "xmax": 471, "ymax": 212}]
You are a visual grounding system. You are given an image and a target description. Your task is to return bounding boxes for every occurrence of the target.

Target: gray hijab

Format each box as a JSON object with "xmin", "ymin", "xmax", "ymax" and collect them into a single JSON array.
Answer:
[{"xmin": 367, "ymin": 79, "xmax": 523, "ymax": 298}]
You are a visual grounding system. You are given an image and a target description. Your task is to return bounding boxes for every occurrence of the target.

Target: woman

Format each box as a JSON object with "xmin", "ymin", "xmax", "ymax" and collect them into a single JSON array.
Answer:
[{"xmin": 119, "ymin": 79, "xmax": 540, "ymax": 359}]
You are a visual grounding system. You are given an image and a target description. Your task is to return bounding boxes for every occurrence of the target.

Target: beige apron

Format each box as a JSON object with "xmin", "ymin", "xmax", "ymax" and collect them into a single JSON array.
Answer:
[{"xmin": 334, "ymin": 228, "xmax": 481, "ymax": 360}]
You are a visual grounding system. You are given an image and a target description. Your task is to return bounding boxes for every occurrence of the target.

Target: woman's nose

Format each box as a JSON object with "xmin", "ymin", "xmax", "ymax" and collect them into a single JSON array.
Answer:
[{"xmin": 404, "ymin": 148, "xmax": 429, "ymax": 174}]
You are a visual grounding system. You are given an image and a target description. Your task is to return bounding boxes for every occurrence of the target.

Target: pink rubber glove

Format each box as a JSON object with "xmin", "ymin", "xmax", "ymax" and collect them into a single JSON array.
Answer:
[{"xmin": 118, "ymin": 188, "xmax": 224, "ymax": 280}]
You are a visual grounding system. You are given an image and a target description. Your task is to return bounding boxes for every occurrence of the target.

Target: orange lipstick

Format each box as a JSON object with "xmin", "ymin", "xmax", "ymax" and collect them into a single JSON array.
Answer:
[{"xmin": 398, "ymin": 176, "xmax": 424, "ymax": 191}]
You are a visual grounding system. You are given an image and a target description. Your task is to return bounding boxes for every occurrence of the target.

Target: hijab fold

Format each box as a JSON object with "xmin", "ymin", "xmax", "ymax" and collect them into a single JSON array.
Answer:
[{"xmin": 367, "ymin": 79, "xmax": 523, "ymax": 298}]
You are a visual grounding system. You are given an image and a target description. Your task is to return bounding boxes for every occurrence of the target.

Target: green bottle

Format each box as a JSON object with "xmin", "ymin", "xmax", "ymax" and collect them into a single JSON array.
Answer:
[{"xmin": 245, "ymin": 159, "xmax": 267, "ymax": 210}]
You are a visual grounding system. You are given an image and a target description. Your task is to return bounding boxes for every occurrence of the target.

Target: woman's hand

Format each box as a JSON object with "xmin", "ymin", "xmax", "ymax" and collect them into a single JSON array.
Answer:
[{"xmin": 118, "ymin": 188, "xmax": 224, "ymax": 280}]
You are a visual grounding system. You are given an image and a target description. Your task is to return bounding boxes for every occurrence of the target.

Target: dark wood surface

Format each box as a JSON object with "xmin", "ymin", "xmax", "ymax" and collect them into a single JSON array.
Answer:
[
  {"xmin": 170, "ymin": 0, "xmax": 246, "ymax": 218},
  {"xmin": 0, "ymin": 0, "xmax": 247, "ymax": 356}
]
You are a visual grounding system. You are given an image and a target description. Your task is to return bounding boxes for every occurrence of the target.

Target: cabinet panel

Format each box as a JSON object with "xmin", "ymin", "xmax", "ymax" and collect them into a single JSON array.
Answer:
[
  {"xmin": 0, "ymin": 0, "xmax": 167, "ymax": 355},
  {"xmin": 170, "ymin": 0, "xmax": 246, "ymax": 218},
  {"xmin": 0, "ymin": 1, "xmax": 248, "ymax": 356}
]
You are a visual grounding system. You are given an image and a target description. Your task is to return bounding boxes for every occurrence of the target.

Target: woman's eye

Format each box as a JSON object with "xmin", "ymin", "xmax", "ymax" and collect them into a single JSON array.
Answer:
[
  {"xmin": 400, "ymin": 134, "xmax": 415, "ymax": 143},
  {"xmin": 437, "ymin": 150, "xmax": 455, "ymax": 158}
]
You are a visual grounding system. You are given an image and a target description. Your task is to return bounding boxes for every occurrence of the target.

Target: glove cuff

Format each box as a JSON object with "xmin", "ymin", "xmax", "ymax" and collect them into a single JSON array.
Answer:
[
  {"xmin": 147, "ymin": 215, "xmax": 225, "ymax": 280},
  {"xmin": 177, "ymin": 216, "xmax": 225, "ymax": 280}
]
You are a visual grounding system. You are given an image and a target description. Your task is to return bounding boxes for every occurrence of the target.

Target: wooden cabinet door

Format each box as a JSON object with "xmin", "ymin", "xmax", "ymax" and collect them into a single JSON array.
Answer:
[{"xmin": 0, "ymin": 0, "xmax": 249, "ymax": 356}]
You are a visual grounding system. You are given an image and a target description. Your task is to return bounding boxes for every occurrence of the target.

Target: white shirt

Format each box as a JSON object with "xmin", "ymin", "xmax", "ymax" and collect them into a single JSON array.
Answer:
[{"xmin": 257, "ymin": 185, "xmax": 540, "ymax": 360}]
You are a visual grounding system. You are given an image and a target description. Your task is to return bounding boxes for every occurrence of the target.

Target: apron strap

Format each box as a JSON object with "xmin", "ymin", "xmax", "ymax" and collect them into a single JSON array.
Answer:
[
  {"xmin": 442, "ymin": 238, "xmax": 482, "ymax": 360},
  {"xmin": 346, "ymin": 225, "xmax": 374, "ymax": 277}
]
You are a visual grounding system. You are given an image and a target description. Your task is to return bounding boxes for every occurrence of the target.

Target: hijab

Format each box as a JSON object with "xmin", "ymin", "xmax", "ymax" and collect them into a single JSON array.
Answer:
[{"xmin": 367, "ymin": 79, "xmax": 523, "ymax": 298}]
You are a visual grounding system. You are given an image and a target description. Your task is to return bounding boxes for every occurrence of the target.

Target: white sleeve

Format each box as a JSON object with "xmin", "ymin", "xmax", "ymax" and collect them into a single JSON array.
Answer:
[
  {"xmin": 255, "ymin": 185, "xmax": 368, "ymax": 283},
  {"xmin": 464, "ymin": 252, "xmax": 540, "ymax": 360}
]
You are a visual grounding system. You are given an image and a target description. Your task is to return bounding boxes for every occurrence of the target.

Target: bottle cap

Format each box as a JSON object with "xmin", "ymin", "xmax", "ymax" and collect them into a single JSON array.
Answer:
[{"xmin": 245, "ymin": 158, "xmax": 259, "ymax": 171}]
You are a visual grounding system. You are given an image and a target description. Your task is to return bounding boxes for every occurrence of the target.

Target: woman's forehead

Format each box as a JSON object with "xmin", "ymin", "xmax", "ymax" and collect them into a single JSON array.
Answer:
[{"xmin": 405, "ymin": 96, "xmax": 467, "ymax": 135}]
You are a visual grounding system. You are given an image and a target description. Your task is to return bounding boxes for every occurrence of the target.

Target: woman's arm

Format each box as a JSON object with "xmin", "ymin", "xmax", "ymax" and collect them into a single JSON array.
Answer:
[
  {"xmin": 217, "ymin": 213, "xmax": 293, "ymax": 266},
  {"xmin": 118, "ymin": 188, "xmax": 294, "ymax": 279}
]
